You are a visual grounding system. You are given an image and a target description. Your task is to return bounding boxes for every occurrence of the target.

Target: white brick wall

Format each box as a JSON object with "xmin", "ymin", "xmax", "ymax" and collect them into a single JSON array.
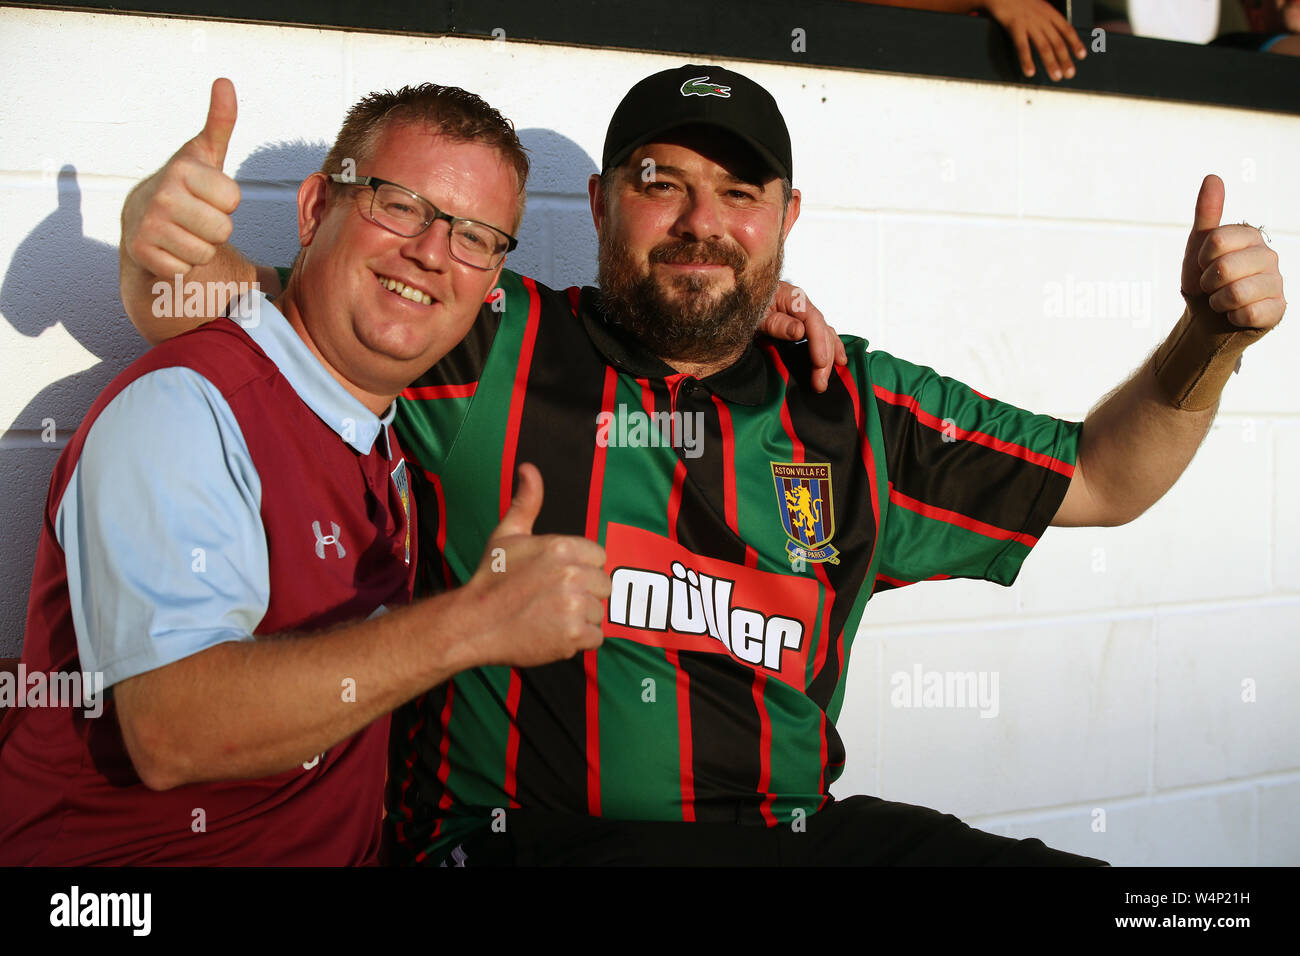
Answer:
[{"xmin": 1, "ymin": 6, "xmax": 1296, "ymax": 865}]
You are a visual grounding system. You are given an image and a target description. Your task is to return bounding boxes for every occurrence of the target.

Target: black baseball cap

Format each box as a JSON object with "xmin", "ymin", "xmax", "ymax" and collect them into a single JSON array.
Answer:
[{"xmin": 602, "ymin": 64, "xmax": 792, "ymax": 182}]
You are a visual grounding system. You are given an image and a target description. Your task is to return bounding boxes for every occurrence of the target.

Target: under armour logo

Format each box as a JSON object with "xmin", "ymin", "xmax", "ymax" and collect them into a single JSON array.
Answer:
[
  {"xmin": 312, "ymin": 521, "xmax": 346, "ymax": 559},
  {"xmin": 439, "ymin": 845, "xmax": 469, "ymax": 867}
]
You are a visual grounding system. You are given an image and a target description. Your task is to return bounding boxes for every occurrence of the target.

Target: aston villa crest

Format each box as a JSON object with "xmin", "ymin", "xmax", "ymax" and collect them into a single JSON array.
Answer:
[
  {"xmin": 770, "ymin": 462, "xmax": 840, "ymax": 566},
  {"xmin": 391, "ymin": 458, "xmax": 411, "ymax": 565}
]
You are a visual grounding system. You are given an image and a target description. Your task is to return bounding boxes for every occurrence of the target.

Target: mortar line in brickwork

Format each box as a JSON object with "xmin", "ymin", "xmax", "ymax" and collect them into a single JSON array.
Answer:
[
  {"xmin": 860, "ymin": 596, "xmax": 1300, "ymax": 638},
  {"xmin": 0, "ymin": 172, "xmax": 303, "ymax": 200},
  {"xmin": 965, "ymin": 770, "xmax": 1300, "ymax": 828},
  {"xmin": 802, "ymin": 205, "xmax": 1300, "ymax": 240}
]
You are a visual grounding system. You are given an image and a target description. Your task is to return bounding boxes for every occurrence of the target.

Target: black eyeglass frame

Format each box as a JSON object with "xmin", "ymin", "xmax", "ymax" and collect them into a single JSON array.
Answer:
[{"xmin": 327, "ymin": 173, "xmax": 519, "ymax": 269}]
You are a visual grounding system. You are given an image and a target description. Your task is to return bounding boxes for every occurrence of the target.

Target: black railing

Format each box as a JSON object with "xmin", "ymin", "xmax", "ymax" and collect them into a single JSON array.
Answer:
[{"xmin": 8, "ymin": 0, "xmax": 1300, "ymax": 114}]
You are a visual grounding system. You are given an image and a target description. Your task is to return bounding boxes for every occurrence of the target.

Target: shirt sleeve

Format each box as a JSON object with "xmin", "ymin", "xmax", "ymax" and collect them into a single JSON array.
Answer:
[
  {"xmin": 866, "ymin": 348, "xmax": 1082, "ymax": 588},
  {"xmin": 55, "ymin": 367, "xmax": 270, "ymax": 690}
]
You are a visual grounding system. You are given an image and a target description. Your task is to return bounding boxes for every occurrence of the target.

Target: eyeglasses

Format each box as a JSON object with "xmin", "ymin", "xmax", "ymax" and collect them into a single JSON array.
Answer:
[{"xmin": 328, "ymin": 174, "xmax": 518, "ymax": 271}]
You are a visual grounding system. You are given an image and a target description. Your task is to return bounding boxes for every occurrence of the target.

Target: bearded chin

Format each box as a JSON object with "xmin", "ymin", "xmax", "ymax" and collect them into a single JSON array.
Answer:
[{"xmin": 597, "ymin": 238, "xmax": 783, "ymax": 365}]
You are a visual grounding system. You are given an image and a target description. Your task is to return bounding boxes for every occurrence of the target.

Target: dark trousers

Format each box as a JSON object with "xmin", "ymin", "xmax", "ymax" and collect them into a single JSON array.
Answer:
[{"xmin": 452, "ymin": 795, "xmax": 1109, "ymax": 866}]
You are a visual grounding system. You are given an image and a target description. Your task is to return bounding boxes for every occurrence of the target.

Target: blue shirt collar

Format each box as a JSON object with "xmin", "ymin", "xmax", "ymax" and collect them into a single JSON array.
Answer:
[{"xmin": 232, "ymin": 290, "xmax": 396, "ymax": 456}]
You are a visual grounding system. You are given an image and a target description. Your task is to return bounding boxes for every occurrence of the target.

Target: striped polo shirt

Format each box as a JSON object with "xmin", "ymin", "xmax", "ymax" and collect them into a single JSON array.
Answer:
[{"xmin": 386, "ymin": 269, "xmax": 1079, "ymax": 863}]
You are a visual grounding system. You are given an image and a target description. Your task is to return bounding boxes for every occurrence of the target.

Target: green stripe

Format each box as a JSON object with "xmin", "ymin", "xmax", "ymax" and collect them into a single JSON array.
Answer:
[
  {"xmin": 595, "ymin": 646, "xmax": 684, "ymax": 820},
  {"xmin": 868, "ymin": 349, "xmax": 1075, "ymax": 458},
  {"xmin": 395, "ymin": 395, "xmax": 472, "ymax": 475},
  {"xmin": 595, "ymin": 381, "xmax": 683, "ymax": 817},
  {"xmin": 435, "ymin": 270, "xmax": 536, "ymax": 818},
  {"xmin": 731, "ymin": 375, "xmax": 827, "ymax": 807},
  {"xmin": 444, "ymin": 667, "xmax": 515, "ymax": 806},
  {"xmin": 598, "ymin": 377, "xmax": 676, "ymax": 540}
]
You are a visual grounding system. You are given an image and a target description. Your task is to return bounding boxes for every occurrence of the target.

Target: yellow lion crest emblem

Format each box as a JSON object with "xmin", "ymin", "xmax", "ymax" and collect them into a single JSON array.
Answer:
[{"xmin": 785, "ymin": 485, "xmax": 822, "ymax": 544}]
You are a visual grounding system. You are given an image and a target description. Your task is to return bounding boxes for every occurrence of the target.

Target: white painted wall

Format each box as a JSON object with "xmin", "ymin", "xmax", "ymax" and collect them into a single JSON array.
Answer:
[{"xmin": 1, "ymin": 6, "xmax": 1296, "ymax": 866}]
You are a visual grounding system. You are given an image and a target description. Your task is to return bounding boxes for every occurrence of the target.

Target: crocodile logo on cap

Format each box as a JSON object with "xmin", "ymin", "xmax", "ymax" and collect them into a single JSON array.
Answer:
[{"xmin": 680, "ymin": 76, "xmax": 731, "ymax": 98}]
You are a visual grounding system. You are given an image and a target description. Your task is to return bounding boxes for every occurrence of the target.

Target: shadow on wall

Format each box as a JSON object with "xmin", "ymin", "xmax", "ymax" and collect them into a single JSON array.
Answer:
[
  {"xmin": 0, "ymin": 128, "xmax": 597, "ymax": 658},
  {"xmin": 0, "ymin": 144, "xmax": 322, "ymax": 658},
  {"xmin": 511, "ymin": 128, "xmax": 600, "ymax": 288},
  {"xmin": 0, "ymin": 165, "xmax": 129, "ymax": 658}
]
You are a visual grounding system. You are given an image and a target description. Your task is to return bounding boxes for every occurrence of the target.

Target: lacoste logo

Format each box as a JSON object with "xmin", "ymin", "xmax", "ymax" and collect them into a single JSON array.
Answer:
[{"xmin": 680, "ymin": 75, "xmax": 731, "ymax": 98}]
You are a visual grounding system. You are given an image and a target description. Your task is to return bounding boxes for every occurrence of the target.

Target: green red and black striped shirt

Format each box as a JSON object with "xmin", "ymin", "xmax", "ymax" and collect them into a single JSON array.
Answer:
[{"xmin": 386, "ymin": 268, "xmax": 1081, "ymax": 864}]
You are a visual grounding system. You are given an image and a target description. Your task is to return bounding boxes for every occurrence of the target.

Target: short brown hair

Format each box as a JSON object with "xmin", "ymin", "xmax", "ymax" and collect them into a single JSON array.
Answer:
[{"xmin": 321, "ymin": 83, "xmax": 529, "ymax": 228}]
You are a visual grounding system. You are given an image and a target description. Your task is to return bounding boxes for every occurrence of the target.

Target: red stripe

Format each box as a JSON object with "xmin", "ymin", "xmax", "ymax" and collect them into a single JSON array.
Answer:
[
  {"xmin": 889, "ymin": 486, "xmax": 1039, "ymax": 546},
  {"xmin": 712, "ymin": 396, "xmax": 758, "ymax": 568},
  {"xmin": 806, "ymin": 580, "xmax": 834, "ymax": 752},
  {"xmin": 420, "ymin": 467, "xmax": 454, "ymax": 590},
  {"xmin": 717, "ymin": 393, "xmax": 771, "ymax": 822},
  {"xmin": 401, "ymin": 382, "xmax": 477, "ymax": 400},
  {"xmin": 503, "ymin": 672, "xmax": 522, "ymax": 808},
  {"xmin": 831, "ymin": 363, "xmax": 878, "ymax": 681},
  {"xmin": 393, "ymin": 693, "xmax": 428, "ymax": 848},
  {"xmin": 666, "ymin": 454, "xmax": 690, "ymax": 813},
  {"xmin": 409, "ymin": 680, "xmax": 458, "ymax": 864},
  {"xmin": 876, "ymin": 572, "xmax": 953, "ymax": 588},
  {"xmin": 637, "ymin": 378, "xmax": 655, "ymax": 417},
  {"xmin": 584, "ymin": 651, "xmax": 601, "ymax": 816},
  {"xmin": 752, "ymin": 672, "xmax": 778, "ymax": 826},
  {"xmin": 653, "ymin": 379, "xmax": 701, "ymax": 818},
  {"xmin": 566, "ymin": 285, "xmax": 582, "ymax": 314},
  {"xmin": 435, "ymin": 682, "xmax": 456, "ymax": 811},
  {"xmin": 818, "ymin": 711, "xmax": 829, "ymax": 801},
  {"xmin": 764, "ymin": 345, "xmax": 838, "ymax": 808},
  {"xmin": 639, "ymin": 378, "xmax": 688, "ymax": 539},
  {"xmin": 499, "ymin": 276, "xmax": 543, "ymax": 518},
  {"xmin": 666, "ymin": 462, "xmax": 687, "ymax": 543},
  {"xmin": 497, "ymin": 279, "xmax": 541, "ymax": 811},
  {"xmin": 667, "ymin": 648, "xmax": 695, "ymax": 821},
  {"xmin": 651, "ymin": 378, "xmax": 695, "ymax": 819},
  {"xmin": 766, "ymin": 346, "xmax": 838, "ymax": 680},
  {"xmin": 583, "ymin": 365, "xmax": 619, "ymax": 817},
  {"xmin": 588, "ymin": 368, "xmax": 619, "ymax": 542},
  {"xmin": 872, "ymin": 383, "xmax": 1074, "ymax": 476}
]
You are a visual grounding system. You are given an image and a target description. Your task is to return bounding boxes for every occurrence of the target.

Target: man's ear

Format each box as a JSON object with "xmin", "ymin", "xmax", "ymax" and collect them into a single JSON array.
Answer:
[
  {"xmin": 485, "ymin": 262, "xmax": 506, "ymax": 303},
  {"xmin": 298, "ymin": 172, "xmax": 331, "ymax": 248},
  {"xmin": 780, "ymin": 186, "xmax": 801, "ymax": 244},
  {"xmin": 588, "ymin": 172, "xmax": 605, "ymax": 237}
]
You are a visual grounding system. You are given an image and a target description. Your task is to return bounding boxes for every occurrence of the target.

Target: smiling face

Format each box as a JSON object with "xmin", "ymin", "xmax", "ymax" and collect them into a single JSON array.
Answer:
[
  {"xmin": 590, "ymin": 125, "xmax": 800, "ymax": 369},
  {"xmin": 287, "ymin": 121, "xmax": 520, "ymax": 412}
]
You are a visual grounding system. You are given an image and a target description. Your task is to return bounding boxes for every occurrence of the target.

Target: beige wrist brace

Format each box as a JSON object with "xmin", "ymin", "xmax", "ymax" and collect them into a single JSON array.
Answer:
[{"xmin": 1152, "ymin": 300, "xmax": 1269, "ymax": 411}]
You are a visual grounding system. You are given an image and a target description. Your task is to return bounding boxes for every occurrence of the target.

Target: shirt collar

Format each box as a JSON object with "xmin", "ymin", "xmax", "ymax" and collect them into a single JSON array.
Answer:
[
  {"xmin": 233, "ymin": 290, "xmax": 396, "ymax": 456},
  {"xmin": 576, "ymin": 287, "xmax": 769, "ymax": 406}
]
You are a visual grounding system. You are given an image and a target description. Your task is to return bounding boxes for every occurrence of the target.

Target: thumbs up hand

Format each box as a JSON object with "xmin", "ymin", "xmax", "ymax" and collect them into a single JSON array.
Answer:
[
  {"xmin": 1181, "ymin": 174, "xmax": 1285, "ymax": 331},
  {"xmin": 122, "ymin": 78, "xmax": 242, "ymax": 279},
  {"xmin": 456, "ymin": 464, "xmax": 610, "ymax": 669}
]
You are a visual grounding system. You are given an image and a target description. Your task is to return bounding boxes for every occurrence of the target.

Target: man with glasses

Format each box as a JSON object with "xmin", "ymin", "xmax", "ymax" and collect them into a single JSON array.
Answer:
[
  {"xmin": 0, "ymin": 81, "xmax": 613, "ymax": 864},
  {"xmin": 327, "ymin": 174, "xmax": 519, "ymax": 275}
]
